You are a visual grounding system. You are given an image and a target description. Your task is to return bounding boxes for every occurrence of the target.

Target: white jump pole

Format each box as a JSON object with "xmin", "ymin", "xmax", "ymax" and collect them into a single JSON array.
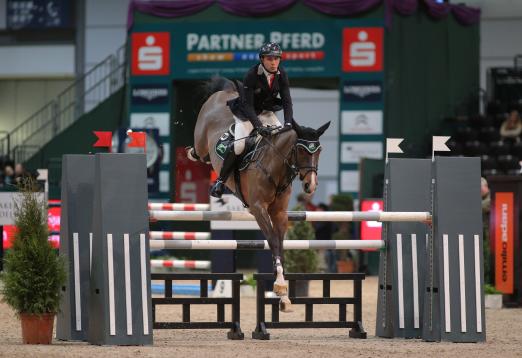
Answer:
[
  {"xmin": 150, "ymin": 239, "xmax": 385, "ymax": 250},
  {"xmin": 149, "ymin": 210, "xmax": 431, "ymax": 223}
]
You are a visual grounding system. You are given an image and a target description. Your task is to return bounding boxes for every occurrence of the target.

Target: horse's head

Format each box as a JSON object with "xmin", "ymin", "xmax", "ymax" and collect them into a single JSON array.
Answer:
[{"xmin": 292, "ymin": 120, "xmax": 330, "ymax": 194}]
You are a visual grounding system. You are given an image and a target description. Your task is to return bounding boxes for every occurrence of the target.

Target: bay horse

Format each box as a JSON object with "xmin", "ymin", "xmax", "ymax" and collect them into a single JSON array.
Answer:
[{"xmin": 187, "ymin": 78, "xmax": 330, "ymax": 311}]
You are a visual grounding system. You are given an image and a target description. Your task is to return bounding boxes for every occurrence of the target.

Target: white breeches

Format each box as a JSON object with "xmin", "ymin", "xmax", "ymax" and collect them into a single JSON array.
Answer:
[{"xmin": 233, "ymin": 111, "xmax": 281, "ymax": 155}]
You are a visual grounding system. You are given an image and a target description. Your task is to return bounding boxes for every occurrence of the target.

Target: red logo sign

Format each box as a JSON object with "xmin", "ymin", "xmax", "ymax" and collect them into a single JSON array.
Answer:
[
  {"xmin": 174, "ymin": 147, "xmax": 211, "ymax": 204},
  {"xmin": 132, "ymin": 32, "xmax": 170, "ymax": 75},
  {"xmin": 360, "ymin": 199, "xmax": 383, "ymax": 252},
  {"xmin": 342, "ymin": 27, "xmax": 383, "ymax": 72},
  {"xmin": 494, "ymin": 192, "xmax": 514, "ymax": 294},
  {"xmin": 3, "ymin": 199, "xmax": 61, "ymax": 249}
]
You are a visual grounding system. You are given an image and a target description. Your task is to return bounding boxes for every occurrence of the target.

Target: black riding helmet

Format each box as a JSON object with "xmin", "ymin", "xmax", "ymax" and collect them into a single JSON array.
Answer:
[{"xmin": 258, "ymin": 42, "xmax": 283, "ymax": 60}]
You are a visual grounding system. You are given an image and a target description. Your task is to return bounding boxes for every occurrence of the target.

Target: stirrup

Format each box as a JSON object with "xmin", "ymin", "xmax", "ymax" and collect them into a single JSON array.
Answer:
[{"xmin": 210, "ymin": 179, "xmax": 225, "ymax": 198}]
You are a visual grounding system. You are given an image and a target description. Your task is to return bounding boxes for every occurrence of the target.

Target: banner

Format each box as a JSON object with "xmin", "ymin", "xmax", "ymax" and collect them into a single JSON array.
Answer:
[
  {"xmin": 494, "ymin": 192, "xmax": 514, "ymax": 294},
  {"xmin": 174, "ymin": 147, "xmax": 210, "ymax": 203}
]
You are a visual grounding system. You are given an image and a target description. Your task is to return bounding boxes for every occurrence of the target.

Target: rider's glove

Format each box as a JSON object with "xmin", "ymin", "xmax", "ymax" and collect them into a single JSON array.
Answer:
[{"xmin": 257, "ymin": 126, "xmax": 272, "ymax": 137}]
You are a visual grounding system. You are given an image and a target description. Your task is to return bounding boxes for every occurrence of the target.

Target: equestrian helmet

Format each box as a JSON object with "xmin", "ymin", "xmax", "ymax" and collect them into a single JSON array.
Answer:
[{"xmin": 259, "ymin": 42, "xmax": 282, "ymax": 59}]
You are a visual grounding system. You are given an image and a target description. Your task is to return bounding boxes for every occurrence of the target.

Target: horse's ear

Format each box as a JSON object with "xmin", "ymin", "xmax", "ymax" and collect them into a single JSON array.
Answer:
[
  {"xmin": 292, "ymin": 119, "xmax": 303, "ymax": 136},
  {"xmin": 316, "ymin": 121, "xmax": 331, "ymax": 137}
]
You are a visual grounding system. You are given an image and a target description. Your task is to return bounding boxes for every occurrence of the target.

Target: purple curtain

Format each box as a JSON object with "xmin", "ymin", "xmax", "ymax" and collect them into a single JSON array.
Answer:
[
  {"xmin": 218, "ymin": 0, "xmax": 296, "ymax": 17},
  {"xmin": 127, "ymin": 0, "xmax": 481, "ymax": 31},
  {"xmin": 451, "ymin": 3, "xmax": 481, "ymax": 26},
  {"xmin": 302, "ymin": 0, "xmax": 381, "ymax": 17},
  {"xmin": 424, "ymin": 0, "xmax": 480, "ymax": 26},
  {"xmin": 392, "ymin": 0, "xmax": 417, "ymax": 15},
  {"xmin": 127, "ymin": 0, "xmax": 213, "ymax": 30},
  {"xmin": 384, "ymin": 0, "xmax": 417, "ymax": 28},
  {"xmin": 424, "ymin": 0, "xmax": 451, "ymax": 18}
]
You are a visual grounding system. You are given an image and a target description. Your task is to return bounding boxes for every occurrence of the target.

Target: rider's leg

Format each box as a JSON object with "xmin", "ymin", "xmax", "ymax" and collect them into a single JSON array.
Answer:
[
  {"xmin": 209, "ymin": 143, "xmax": 237, "ymax": 198},
  {"xmin": 233, "ymin": 115, "xmax": 253, "ymax": 155},
  {"xmin": 210, "ymin": 116, "xmax": 252, "ymax": 198}
]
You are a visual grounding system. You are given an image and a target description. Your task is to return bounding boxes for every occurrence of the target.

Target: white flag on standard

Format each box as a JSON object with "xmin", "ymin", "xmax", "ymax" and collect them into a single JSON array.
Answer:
[
  {"xmin": 432, "ymin": 136, "xmax": 451, "ymax": 161},
  {"xmin": 385, "ymin": 138, "xmax": 404, "ymax": 163}
]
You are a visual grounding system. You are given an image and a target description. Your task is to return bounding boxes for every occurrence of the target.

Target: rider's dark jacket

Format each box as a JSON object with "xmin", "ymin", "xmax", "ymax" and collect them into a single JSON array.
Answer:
[{"xmin": 227, "ymin": 63, "xmax": 293, "ymax": 128}]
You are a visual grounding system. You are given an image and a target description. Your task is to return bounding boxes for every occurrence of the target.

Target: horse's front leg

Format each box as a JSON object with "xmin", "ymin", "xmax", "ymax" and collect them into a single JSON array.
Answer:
[
  {"xmin": 268, "ymin": 189, "xmax": 292, "ymax": 312},
  {"xmin": 248, "ymin": 199, "xmax": 283, "ymax": 283}
]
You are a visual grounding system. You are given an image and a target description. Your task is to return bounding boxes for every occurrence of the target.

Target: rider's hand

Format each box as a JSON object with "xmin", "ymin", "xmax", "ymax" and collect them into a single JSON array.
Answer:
[
  {"xmin": 284, "ymin": 122, "xmax": 292, "ymax": 127},
  {"xmin": 257, "ymin": 127, "xmax": 272, "ymax": 137}
]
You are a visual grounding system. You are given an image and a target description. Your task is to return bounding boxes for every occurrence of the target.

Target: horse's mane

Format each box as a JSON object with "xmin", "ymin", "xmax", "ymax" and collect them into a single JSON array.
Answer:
[{"xmin": 203, "ymin": 76, "xmax": 240, "ymax": 98}]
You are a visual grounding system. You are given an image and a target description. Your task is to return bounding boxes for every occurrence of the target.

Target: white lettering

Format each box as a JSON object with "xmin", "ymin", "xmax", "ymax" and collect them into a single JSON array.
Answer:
[
  {"xmin": 312, "ymin": 33, "xmax": 325, "ymax": 48},
  {"xmin": 198, "ymin": 35, "xmax": 210, "ymax": 51},
  {"xmin": 210, "ymin": 35, "xmax": 221, "ymax": 50},
  {"xmin": 187, "ymin": 33, "xmax": 198, "ymax": 51},
  {"xmin": 186, "ymin": 32, "xmax": 325, "ymax": 51}
]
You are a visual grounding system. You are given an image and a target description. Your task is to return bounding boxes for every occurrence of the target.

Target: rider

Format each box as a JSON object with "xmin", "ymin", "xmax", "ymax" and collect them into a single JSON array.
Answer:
[{"xmin": 210, "ymin": 42, "xmax": 294, "ymax": 198}]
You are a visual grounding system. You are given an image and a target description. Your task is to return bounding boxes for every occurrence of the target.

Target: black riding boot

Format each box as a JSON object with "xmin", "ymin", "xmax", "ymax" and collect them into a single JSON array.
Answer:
[{"xmin": 210, "ymin": 145, "xmax": 237, "ymax": 198}]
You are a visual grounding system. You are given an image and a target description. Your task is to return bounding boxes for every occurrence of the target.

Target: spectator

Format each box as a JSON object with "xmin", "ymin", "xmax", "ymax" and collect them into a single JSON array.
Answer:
[
  {"xmin": 297, "ymin": 192, "xmax": 317, "ymax": 211},
  {"xmin": 500, "ymin": 108, "xmax": 522, "ymax": 141},
  {"xmin": 3, "ymin": 165, "xmax": 14, "ymax": 186},
  {"xmin": 14, "ymin": 163, "xmax": 29, "ymax": 184},
  {"xmin": 313, "ymin": 203, "xmax": 334, "ymax": 272},
  {"xmin": 481, "ymin": 177, "xmax": 491, "ymax": 284}
]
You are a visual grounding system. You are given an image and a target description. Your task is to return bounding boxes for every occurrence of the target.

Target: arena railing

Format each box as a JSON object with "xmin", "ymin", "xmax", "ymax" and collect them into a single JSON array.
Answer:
[{"xmin": 0, "ymin": 45, "xmax": 126, "ymax": 162}]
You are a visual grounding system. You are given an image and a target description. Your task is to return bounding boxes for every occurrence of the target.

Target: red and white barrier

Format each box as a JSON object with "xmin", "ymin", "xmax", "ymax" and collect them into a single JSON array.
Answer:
[
  {"xmin": 150, "ymin": 259, "xmax": 211, "ymax": 270},
  {"xmin": 149, "ymin": 231, "xmax": 211, "ymax": 240},
  {"xmin": 148, "ymin": 203, "xmax": 210, "ymax": 211}
]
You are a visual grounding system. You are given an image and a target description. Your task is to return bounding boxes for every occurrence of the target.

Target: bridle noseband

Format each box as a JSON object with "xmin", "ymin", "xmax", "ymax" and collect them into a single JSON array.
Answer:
[
  {"xmin": 293, "ymin": 138, "xmax": 321, "ymax": 180},
  {"xmin": 254, "ymin": 127, "xmax": 322, "ymax": 195}
]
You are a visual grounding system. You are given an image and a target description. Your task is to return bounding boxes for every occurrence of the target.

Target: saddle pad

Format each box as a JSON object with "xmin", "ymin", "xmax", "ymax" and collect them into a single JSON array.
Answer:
[{"xmin": 214, "ymin": 127, "xmax": 262, "ymax": 171}]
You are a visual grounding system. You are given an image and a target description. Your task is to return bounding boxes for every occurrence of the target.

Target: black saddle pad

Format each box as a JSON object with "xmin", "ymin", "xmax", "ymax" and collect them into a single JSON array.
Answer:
[{"xmin": 214, "ymin": 125, "xmax": 261, "ymax": 171}]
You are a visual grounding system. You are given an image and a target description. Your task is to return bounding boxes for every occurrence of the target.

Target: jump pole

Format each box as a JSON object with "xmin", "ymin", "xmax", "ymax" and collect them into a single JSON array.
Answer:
[
  {"xmin": 149, "ymin": 210, "xmax": 431, "ymax": 222},
  {"xmin": 149, "ymin": 231, "xmax": 211, "ymax": 240},
  {"xmin": 150, "ymin": 239, "xmax": 385, "ymax": 250}
]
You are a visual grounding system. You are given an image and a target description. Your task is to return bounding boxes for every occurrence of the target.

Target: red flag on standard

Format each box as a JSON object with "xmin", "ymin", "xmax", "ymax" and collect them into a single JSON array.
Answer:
[
  {"xmin": 128, "ymin": 131, "xmax": 146, "ymax": 149},
  {"xmin": 93, "ymin": 131, "xmax": 112, "ymax": 148}
]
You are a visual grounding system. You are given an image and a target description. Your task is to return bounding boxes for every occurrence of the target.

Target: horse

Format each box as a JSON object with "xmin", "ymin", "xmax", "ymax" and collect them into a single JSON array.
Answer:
[{"xmin": 187, "ymin": 77, "xmax": 330, "ymax": 311}]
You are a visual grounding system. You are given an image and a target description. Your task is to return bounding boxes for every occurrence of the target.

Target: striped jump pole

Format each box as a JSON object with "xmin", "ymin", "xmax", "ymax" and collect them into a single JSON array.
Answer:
[
  {"xmin": 149, "ymin": 231, "xmax": 211, "ymax": 240},
  {"xmin": 149, "ymin": 210, "xmax": 431, "ymax": 223},
  {"xmin": 150, "ymin": 259, "xmax": 211, "ymax": 270},
  {"xmin": 148, "ymin": 203, "xmax": 210, "ymax": 211},
  {"xmin": 150, "ymin": 239, "xmax": 385, "ymax": 250}
]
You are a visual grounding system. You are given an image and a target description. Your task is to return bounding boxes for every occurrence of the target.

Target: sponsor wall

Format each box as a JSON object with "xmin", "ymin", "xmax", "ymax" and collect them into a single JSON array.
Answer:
[
  {"xmin": 129, "ymin": 20, "xmax": 384, "ymax": 199},
  {"xmin": 339, "ymin": 27, "xmax": 384, "ymax": 197}
]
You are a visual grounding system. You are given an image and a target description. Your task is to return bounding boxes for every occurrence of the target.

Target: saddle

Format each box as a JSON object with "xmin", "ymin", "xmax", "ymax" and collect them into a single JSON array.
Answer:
[
  {"xmin": 214, "ymin": 124, "xmax": 263, "ymax": 171},
  {"xmin": 214, "ymin": 124, "xmax": 264, "ymax": 207}
]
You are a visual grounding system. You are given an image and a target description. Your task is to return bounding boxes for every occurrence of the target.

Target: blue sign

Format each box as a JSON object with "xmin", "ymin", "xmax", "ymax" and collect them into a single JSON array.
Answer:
[
  {"xmin": 131, "ymin": 84, "xmax": 169, "ymax": 105},
  {"xmin": 342, "ymin": 80, "xmax": 383, "ymax": 102}
]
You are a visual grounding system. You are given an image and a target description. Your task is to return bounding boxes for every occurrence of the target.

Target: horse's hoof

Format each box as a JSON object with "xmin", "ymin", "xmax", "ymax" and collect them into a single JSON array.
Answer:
[
  {"xmin": 273, "ymin": 282, "xmax": 288, "ymax": 296},
  {"xmin": 279, "ymin": 296, "xmax": 293, "ymax": 313}
]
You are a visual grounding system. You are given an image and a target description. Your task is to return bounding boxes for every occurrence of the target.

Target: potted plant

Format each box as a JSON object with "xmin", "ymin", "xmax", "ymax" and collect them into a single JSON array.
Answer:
[
  {"xmin": 0, "ymin": 178, "xmax": 66, "ymax": 344},
  {"xmin": 284, "ymin": 205, "xmax": 318, "ymax": 296},
  {"xmin": 240, "ymin": 274, "xmax": 256, "ymax": 297},
  {"xmin": 484, "ymin": 284, "xmax": 503, "ymax": 309}
]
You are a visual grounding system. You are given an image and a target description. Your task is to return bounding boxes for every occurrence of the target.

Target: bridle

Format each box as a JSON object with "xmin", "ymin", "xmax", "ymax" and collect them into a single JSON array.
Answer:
[
  {"xmin": 293, "ymin": 138, "xmax": 321, "ymax": 181},
  {"xmin": 256, "ymin": 127, "xmax": 321, "ymax": 195}
]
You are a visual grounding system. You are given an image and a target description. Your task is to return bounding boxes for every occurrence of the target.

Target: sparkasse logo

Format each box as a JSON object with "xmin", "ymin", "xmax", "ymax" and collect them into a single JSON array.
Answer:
[
  {"xmin": 342, "ymin": 27, "xmax": 383, "ymax": 72},
  {"xmin": 132, "ymin": 32, "xmax": 170, "ymax": 75}
]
